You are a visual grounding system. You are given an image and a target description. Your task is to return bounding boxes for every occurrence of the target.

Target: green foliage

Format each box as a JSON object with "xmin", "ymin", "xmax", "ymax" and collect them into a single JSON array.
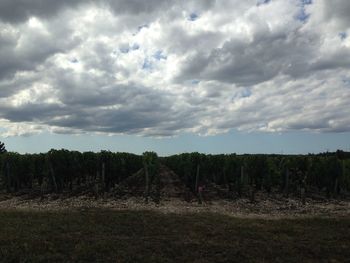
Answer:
[
  {"xmin": 0, "ymin": 149, "xmax": 142, "ymax": 194},
  {"xmin": 164, "ymin": 151, "xmax": 350, "ymax": 197},
  {"xmin": 142, "ymin": 151, "xmax": 159, "ymax": 178},
  {"xmin": 0, "ymin": 141, "xmax": 6, "ymax": 154},
  {"xmin": 142, "ymin": 151, "xmax": 160, "ymax": 202},
  {"xmin": 0, "ymin": 149, "xmax": 350, "ymax": 198}
]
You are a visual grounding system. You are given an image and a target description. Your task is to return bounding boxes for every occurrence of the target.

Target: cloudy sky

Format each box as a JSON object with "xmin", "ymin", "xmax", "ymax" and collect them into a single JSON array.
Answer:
[{"xmin": 0, "ymin": 0, "xmax": 350, "ymax": 154}]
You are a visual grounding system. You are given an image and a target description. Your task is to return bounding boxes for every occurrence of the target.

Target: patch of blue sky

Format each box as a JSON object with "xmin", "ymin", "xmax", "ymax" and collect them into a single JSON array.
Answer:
[
  {"xmin": 231, "ymin": 88, "xmax": 252, "ymax": 102},
  {"xmin": 343, "ymin": 78, "xmax": 350, "ymax": 86},
  {"xmin": 301, "ymin": 0, "xmax": 312, "ymax": 5},
  {"xmin": 119, "ymin": 47, "xmax": 130, "ymax": 54},
  {"xmin": 137, "ymin": 24, "xmax": 149, "ymax": 32},
  {"xmin": 339, "ymin": 32, "xmax": 347, "ymax": 40},
  {"xmin": 241, "ymin": 88, "xmax": 252, "ymax": 98},
  {"xmin": 153, "ymin": 50, "xmax": 167, "ymax": 60},
  {"xmin": 131, "ymin": 43, "xmax": 140, "ymax": 50},
  {"xmin": 295, "ymin": 9, "xmax": 310, "ymax": 22},
  {"xmin": 256, "ymin": 0, "xmax": 270, "ymax": 6},
  {"xmin": 191, "ymin": 79, "xmax": 200, "ymax": 85},
  {"xmin": 132, "ymin": 24, "xmax": 149, "ymax": 36},
  {"xmin": 70, "ymin": 58, "xmax": 78, "ymax": 63},
  {"xmin": 119, "ymin": 43, "xmax": 139, "ymax": 54},
  {"xmin": 295, "ymin": 0, "xmax": 312, "ymax": 22},
  {"xmin": 142, "ymin": 58, "xmax": 152, "ymax": 71},
  {"xmin": 188, "ymin": 12, "xmax": 199, "ymax": 21}
]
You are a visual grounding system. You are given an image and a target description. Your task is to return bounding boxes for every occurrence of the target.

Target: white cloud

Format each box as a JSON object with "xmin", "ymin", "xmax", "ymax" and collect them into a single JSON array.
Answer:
[{"xmin": 0, "ymin": 0, "xmax": 350, "ymax": 137}]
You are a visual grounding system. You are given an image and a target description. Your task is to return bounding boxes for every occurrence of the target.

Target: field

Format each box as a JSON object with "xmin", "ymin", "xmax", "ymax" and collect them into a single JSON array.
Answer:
[{"xmin": 0, "ymin": 207, "xmax": 349, "ymax": 262}]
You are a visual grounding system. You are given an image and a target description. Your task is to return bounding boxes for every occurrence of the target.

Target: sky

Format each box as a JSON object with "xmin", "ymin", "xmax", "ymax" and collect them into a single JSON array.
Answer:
[{"xmin": 0, "ymin": 0, "xmax": 350, "ymax": 155}]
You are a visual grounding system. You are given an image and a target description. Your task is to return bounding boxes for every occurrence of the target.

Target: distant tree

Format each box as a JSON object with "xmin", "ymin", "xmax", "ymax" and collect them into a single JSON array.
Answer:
[{"xmin": 0, "ymin": 141, "xmax": 6, "ymax": 154}]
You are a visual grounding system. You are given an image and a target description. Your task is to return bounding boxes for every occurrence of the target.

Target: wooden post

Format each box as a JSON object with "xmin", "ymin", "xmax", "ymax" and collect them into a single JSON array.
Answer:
[
  {"xmin": 249, "ymin": 181, "xmax": 255, "ymax": 203},
  {"xmin": 95, "ymin": 171, "xmax": 99, "ymax": 199},
  {"xmin": 223, "ymin": 168, "xmax": 228, "ymax": 188},
  {"xmin": 301, "ymin": 188, "xmax": 306, "ymax": 205},
  {"xmin": 144, "ymin": 163, "xmax": 149, "ymax": 203},
  {"xmin": 301, "ymin": 172, "xmax": 306, "ymax": 205},
  {"xmin": 248, "ymin": 166, "xmax": 255, "ymax": 203},
  {"xmin": 5, "ymin": 162, "xmax": 11, "ymax": 193},
  {"xmin": 284, "ymin": 169, "xmax": 289, "ymax": 198},
  {"xmin": 49, "ymin": 162, "xmax": 58, "ymax": 193},
  {"xmin": 40, "ymin": 177, "xmax": 45, "ymax": 200},
  {"xmin": 213, "ymin": 173, "xmax": 217, "ymax": 185},
  {"xmin": 333, "ymin": 177, "xmax": 338, "ymax": 198},
  {"xmin": 195, "ymin": 164, "xmax": 201, "ymax": 204},
  {"xmin": 155, "ymin": 168, "xmax": 160, "ymax": 205},
  {"xmin": 265, "ymin": 173, "xmax": 271, "ymax": 195},
  {"xmin": 195, "ymin": 164, "xmax": 200, "ymax": 193},
  {"xmin": 239, "ymin": 165, "xmax": 244, "ymax": 197},
  {"xmin": 101, "ymin": 162, "xmax": 105, "ymax": 193},
  {"xmin": 198, "ymin": 186, "xmax": 203, "ymax": 204}
]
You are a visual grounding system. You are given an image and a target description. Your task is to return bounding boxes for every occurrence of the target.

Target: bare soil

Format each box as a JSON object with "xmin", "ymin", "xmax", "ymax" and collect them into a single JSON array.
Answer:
[{"xmin": 0, "ymin": 193, "xmax": 349, "ymax": 219}]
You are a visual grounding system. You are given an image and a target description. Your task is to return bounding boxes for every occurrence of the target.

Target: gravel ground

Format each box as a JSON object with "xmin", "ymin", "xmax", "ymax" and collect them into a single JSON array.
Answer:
[{"xmin": 0, "ymin": 193, "xmax": 349, "ymax": 219}]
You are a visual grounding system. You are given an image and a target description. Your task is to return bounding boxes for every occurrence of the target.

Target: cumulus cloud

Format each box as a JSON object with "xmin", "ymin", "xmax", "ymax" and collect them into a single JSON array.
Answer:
[{"xmin": 0, "ymin": 0, "xmax": 350, "ymax": 137}]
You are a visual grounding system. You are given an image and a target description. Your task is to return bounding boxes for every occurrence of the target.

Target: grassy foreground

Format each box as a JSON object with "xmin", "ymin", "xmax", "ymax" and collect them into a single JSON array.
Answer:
[{"xmin": 0, "ymin": 210, "xmax": 349, "ymax": 262}]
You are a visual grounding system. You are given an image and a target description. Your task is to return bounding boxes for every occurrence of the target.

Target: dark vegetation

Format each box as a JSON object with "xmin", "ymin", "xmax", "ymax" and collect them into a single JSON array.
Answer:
[
  {"xmin": 0, "ymin": 141, "xmax": 6, "ymax": 154},
  {"xmin": 164, "ymin": 151, "xmax": 350, "ymax": 202},
  {"xmin": 1, "ymin": 139, "xmax": 349, "ymax": 202},
  {"xmin": 0, "ymin": 209, "xmax": 349, "ymax": 262}
]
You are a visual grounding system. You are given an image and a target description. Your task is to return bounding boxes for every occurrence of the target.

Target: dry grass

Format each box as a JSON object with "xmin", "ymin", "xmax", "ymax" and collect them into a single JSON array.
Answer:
[{"xmin": 0, "ymin": 209, "xmax": 349, "ymax": 262}]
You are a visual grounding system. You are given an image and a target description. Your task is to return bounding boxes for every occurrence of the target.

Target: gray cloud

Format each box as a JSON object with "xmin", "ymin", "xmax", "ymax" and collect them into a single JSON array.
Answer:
[
  {"xmin": 0, "ymin": 102, "xmax": 66, "ymax": 122},
  {"xmin": 311, "ymin": 48, "xmax": 350, "ymax": 71},
  {"xmin": 0, "ymin": 0, "xmax": 214, "ymax": 24},
  {"xmin": 0, "ymin": 0, "xmax": 350, "ymax": 137},
  {"xmin": 0, "ymin": 0, "xmax": 88, "ymax": 23},
  {"xmin": 176, "ymin": 26, "xmax": 324, "ymax": 85},
  {"xmin": 318, "ymin": 0, "xmax": 350, "ymax": 28}
]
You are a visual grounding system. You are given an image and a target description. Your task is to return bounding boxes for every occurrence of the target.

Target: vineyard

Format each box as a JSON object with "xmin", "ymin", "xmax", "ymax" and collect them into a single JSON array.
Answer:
[
  {"xmin": 1, "ymin": 149, "xmax": 350, "ymax": 203},
  {"xmin": 1, "ymin": 148, "xmax": 350, "ymax": 262}
]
